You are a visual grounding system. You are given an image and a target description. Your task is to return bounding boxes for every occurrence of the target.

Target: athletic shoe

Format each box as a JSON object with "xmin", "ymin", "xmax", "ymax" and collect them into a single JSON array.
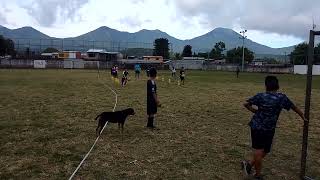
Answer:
[
  {"xmin": 253, "ymin": 175, "xmax": 264, "ymax": 180},
  {"xmin": 146, "ymin": 126, "xmax": 160, "ymax": 131},
  {"xmin": 152, "ymin": 127, "xmax": 160, "ymax": 131},
  {"xmin": 241, "ymin": 160, "xmax": 252, "ymax": 176}
]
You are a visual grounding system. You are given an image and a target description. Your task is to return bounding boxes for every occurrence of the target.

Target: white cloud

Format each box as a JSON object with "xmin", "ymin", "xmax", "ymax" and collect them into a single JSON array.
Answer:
[
  {"xmin": 0, "ymin": 0, "xmax": 313, "ymax": 47},
  {"xmin": 22, "ymin": 0, "xmax": 89, "ymax": 27},
  {"xmin": 171, "ymin": 0, "xmax": 320, "ymax": 39}
]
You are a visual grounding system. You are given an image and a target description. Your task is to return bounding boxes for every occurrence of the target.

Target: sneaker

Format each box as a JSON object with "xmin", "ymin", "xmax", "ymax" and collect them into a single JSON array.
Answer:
[
  {"xmin": 253, "ymin": 175, "xmax": 263, "ymax": 180},
  {"xmin": 241, "ymin": 160, "xmax": 252, "ymax": 176},
  {"xmin": 146, "ymin": 126, "xmax": 160, "ymax": 131},
  {"xmin": 152, "ymin": 127, "xmax": 160, "ymax": 131}
]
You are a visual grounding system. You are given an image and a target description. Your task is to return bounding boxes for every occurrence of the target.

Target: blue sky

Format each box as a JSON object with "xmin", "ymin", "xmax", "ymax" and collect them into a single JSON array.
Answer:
[{"xmin": 0, "ymin": 0, "xmax": 318, "ymax": 48}]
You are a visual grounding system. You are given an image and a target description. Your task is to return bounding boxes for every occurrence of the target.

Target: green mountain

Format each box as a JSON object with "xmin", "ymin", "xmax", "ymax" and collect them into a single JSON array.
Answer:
[{"xmin": 0, "ymin": 25, "xmax": 298, "ymax": 55}]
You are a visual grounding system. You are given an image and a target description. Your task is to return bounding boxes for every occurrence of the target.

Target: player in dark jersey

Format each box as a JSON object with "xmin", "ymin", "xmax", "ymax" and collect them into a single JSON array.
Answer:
[
  {"xmin": 146, "ymin": 67, "xmax": 160, "ymax": 129},
  {"xmin": 121, "ymin": 69, "xmax": 129, "ymax": 87},
  {"xmin": 236, "ymin": 66, "xmax": 240, "ymax": 78},
  {"xmin": 180, "ymin": 67, "xmax": 186, "ymax": 85}
]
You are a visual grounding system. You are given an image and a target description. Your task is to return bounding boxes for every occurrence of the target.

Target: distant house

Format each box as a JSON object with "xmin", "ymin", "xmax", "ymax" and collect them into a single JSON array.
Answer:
[
  {"xmin": 41, "ymin": 52, "xmax": 59, "ymax": 59},
  {"xmin": 251, "ymin": 59, "xmax": 267, "ymax": 66},
  {"xmin": 127, "ymin": 56, "xmax": 137, "ymax": 60},
  {"xmin": 58, "ymin": 51, "xmax": 81, "ymax": 60},
  {"xmin": 213, "ymin": 59, "xmax": 226, "ymax": 64},
  {"xmin": 143, "ymin": 56, "xmax": 163, "ymax": 62},
  {"xmin": 183, "ymin": 57, "xmax": 206, "ymax": 60},
  {"xmin": 86, "ymin": 49, "xmax": 120, "ymax": 61}
]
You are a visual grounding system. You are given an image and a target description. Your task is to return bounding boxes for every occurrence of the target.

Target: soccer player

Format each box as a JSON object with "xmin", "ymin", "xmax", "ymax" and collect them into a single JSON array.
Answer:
[
  {"xmin": 121, "ymin": 69, "xmax": 129, "ymax": 87},
  {"xmin": 242, "ymin": 76, "xmax": 305, "ymax": 179},
  {"xmin": 146, "ymin": 68, "xmax": 160, "ymax": 129},
  {"xmin": 135, "ymin": 64, "xmax": 141, "ymax": 80},
  {"xmin": 180, "ymin": 67, "xmax": 186, "ymax": 85}
]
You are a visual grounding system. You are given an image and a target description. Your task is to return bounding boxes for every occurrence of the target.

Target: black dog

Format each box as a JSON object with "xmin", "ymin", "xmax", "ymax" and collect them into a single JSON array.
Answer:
[{"xmin": 95, "ymin": 108, "xmax": 135, "ymax": 136}]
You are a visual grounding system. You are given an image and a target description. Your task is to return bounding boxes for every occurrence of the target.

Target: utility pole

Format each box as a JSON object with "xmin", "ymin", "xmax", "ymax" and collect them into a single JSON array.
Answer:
[
  {"xmin": 284, "ymin": 51, "xmax": 287, "ymax": 64},
  {"xmin": 240, "ymin": 30, "xmax": 247, "ymax": 72}
]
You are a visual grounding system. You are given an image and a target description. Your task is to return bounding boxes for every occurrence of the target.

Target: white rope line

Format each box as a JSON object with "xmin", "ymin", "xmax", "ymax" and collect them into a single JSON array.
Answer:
[{"xmin": 68, "ymin": 67, "xmax": 118, "ymax": 180}]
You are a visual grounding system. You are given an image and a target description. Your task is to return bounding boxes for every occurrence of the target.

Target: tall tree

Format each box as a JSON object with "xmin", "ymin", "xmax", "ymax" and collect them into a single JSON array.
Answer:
[
  {"xmin": 226, "ymin": 47, "xmax": 254, "ymax": 64},
  {"xmin": 289, "ymin": 43, "xmax": 308, "ymax": 65},
  {"xmin": 290, "ymin": 43, "xmax": 320, "ymax": 65},
  {"xmin": 197, "ymin": 52, "xmax": 209, "ymax": 59},
  {"xmin": 173, "ymin": 53, "xmax": 182, "ymax": 60},
  {"xmin": 153, "ymin": 38, "xmax": 170, "ymax": 59},
  {"xmin": 182, "ymin": 45, "xmax": 192, "ymax": 57},
  {"xmin": 210, "ymin": 41, "xmax": 226, "ymax": 59},
  {"xmin": 42, "ymin": 47, "xmax": 59, "ymax": 53},
  {"xmin": 315, "ymin": 43, "xmax": 320, "ymax": 64},
  {"xmin": 0, "ymin": 35, "xmax": 16, "ymax": 56}
]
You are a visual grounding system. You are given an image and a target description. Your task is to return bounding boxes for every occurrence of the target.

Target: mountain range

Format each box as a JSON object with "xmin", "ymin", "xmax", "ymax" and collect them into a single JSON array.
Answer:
[{"xmin": 0, "ymin": 25, "xmax": 297, "ymax": 55}]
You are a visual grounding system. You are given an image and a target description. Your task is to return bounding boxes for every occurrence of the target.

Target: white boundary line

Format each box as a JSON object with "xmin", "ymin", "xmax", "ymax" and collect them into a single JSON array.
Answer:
[{"xmin": 68, "ymin": 67, "xmax": 118, "ymax": 180}]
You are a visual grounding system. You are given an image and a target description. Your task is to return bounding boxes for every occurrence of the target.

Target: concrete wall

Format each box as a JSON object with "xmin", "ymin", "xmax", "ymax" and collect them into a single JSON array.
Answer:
[
  {"xmin": 0, "ymin": 59, "xmax": 293, "ymax": 74},
  {"xmin": 46, "ymin": 60, "xmax": 64, "ymax": 69},
  {"xmin": 294, "ymin": 65, "xmax": 320, "ymax": 75},
  {"xmin": 34, "ymin": 60, "xmax": 46, "ymax": 68},
  {"xmin": 168, "ymin": 60, "xmax": 205, "ymax": 70},
  {"xmin": 0, "ymin": 59, "xmax": 33, "ymax": 68}
]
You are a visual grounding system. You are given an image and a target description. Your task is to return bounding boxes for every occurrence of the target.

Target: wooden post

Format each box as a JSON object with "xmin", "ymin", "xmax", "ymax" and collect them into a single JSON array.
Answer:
[{"xmin": 300, "ymin": 30, "xmax": 318, "ymax": 179}]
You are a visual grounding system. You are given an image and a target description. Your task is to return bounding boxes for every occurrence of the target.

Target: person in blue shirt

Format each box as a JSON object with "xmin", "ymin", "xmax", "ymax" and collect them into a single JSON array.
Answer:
[
  {"xmin": 134, "ymin": 64, "xmax": 141, "ymax": 80},
  {"xmin": 242, "ymin": 76, "xmax": 305, "ymax": 179}
]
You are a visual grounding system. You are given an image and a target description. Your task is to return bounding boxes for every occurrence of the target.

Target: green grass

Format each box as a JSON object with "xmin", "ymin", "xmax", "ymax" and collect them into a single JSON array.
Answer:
[{"xmin": 0, "ymin": 69, "xmax": 319, "ymax": 179}]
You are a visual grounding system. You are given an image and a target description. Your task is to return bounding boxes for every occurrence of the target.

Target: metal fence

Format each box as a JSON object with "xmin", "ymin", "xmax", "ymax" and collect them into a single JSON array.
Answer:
[
  {"xmin": 12, "ymin": 38, "xmax": 155, "ymax": 54},
  {"xmin": 0, "ymin": 59, "xmax": 294, "ymax": 74},
  {"xmin": 0, "ymin": 59, "xmax": 169, "ymax": 70}
]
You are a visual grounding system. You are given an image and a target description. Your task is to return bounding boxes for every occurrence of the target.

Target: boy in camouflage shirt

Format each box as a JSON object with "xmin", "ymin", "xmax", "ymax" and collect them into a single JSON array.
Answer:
[{"xmin": 242, "ymin": 76, "xmax": 305, "ymax": 179}]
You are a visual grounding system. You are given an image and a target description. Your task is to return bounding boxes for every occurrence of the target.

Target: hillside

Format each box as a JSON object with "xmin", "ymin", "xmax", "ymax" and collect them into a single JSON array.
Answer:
[{"xmin": 0, "ymin": 25, "xmax": 298, "ymax": 55}]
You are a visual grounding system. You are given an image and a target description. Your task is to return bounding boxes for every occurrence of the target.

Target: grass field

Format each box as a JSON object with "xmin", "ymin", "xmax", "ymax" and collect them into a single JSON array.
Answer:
[{"xmin": 0, "ymin": 69, "xmax": 319, "ymax": 180}]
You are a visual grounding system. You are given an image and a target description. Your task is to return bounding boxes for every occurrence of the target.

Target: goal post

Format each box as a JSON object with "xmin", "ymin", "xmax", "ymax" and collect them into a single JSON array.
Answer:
[{"xmin": 300, "ymin": 30, "xmax": 320, "ymax": 180}]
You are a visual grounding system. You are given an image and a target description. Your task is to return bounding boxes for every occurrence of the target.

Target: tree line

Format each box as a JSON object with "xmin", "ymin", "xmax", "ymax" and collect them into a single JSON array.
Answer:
[
  {"xmin": 153, "ymin": 38, "xmax": 254, "ymax": 64},
  {"xmin": 289, "ymin": 43, "xmax": 320, "ymax": 65},
  {"xmin": 0, "ymin": 35, "xmax": 15, "ymax": 57}
]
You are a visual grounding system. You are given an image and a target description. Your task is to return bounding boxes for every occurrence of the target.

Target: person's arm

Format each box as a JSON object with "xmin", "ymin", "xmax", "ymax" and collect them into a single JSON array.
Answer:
[
  {"xmin": 243, "ymin": 102, "xmax": 258, "ymax": 113},
  {"xmin": 282, "ymin": 95, "xmax": 306, "ymax": 121},
  {"xmin": 150, "ymin": 81, "xmax": 160, "ymax": 106},
  {"xmin": 291, "ymin": 105, "xmax": 306, "ymax": 121},
  {"xmin": 153, "ymin": 93, "xmax": 158, "ymax": 103}
]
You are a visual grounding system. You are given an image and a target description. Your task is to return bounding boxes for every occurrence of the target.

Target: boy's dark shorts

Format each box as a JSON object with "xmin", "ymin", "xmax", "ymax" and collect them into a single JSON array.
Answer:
[
  {"xmin": 147, "ymin": 102, "xmax": 157, "ymax": 115},
  {"xmin": 251, "ymin": 128, "xmax": 275, "ymax": 153},
  {"xmin": 180, "ymin": 76, "xmax": 185, "ymax": 81},
  {"xmin": 135, "ymin": 70, "xmax": 140, "ymax": 74}
]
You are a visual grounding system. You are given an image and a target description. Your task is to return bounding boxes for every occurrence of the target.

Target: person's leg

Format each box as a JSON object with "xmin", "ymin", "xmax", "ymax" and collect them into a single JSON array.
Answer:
[
  {"xmin": 147, "ymin": 114, "xmax": 154, "ymax": 127},
  {"xmin": 244, "ymin": 128, "xmax": 264, "ymax": 176},
  {"xmin": 252, "ymin": 149, "xmax": 266, "ymax": 176},
  {"xmin": 251, "ymin": 129, "xmax": 273, "ymax": 177},
  {"xmin": 121, "ymin": 78, "xmax": 124, "ymax": 86}
]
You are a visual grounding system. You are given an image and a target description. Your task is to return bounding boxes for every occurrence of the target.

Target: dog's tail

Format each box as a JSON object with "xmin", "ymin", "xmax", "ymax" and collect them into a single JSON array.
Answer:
[{"xmin": 95, "ymin": 114, "xmax": 102, "ymax": 121}]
